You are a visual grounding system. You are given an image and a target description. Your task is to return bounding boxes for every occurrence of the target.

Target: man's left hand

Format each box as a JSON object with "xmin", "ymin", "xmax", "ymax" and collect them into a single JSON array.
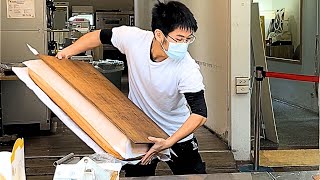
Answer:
[{"xmin": 140, "ymin": 136, "xmax": 170, "ymax": 165}]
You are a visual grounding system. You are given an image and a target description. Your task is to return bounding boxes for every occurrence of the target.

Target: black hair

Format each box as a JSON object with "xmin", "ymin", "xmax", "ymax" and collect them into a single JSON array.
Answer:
[{"xmin": 151, "ymin": 0, "xmax": 198, "ymax": 36}]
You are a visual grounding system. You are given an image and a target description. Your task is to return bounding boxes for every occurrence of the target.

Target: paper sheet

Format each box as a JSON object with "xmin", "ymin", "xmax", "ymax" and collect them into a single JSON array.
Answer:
[
  {"xmin": 0, "ymin": 152, "xmax": 12, "ymax": 179},
  {"xmin": 7, "ymin": 0, "xmax": 35, "ymax": 18},
  {"xmin": 13, "ymin": 67, "xmax": 105, "ymax": 154},
  {"xmin": 53, "ymin": 157, "xmax": 122, "ymax": 180}
]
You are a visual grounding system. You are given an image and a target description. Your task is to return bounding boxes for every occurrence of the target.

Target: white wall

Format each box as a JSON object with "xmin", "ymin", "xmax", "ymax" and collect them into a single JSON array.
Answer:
[
  {"xmin": 178, "ymin": 0, "xmax": 230, "ymax": 141},
  {"xmin": 134, "ymin": 0, "xmax": 251, "ymax": 160},
  {"xmin": 134, "ymin": 0, "xmax": 155, "ymax": 30},
  {"xmin": 230, "ymin": 0, "xmax": 251, "ymax": 160},
  {"xmin": 252, "ymin": 0, "xmax": 272, "ymax": 11}
]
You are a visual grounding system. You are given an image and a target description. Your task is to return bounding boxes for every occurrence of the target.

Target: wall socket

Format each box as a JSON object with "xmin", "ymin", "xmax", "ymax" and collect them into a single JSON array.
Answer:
[
  {"xmin": 235, "ymin": 77, "xmax": 250, "ymax": 94},
  {"xmin": 236, "ymin": 77, "xmax": 250, "ymax": 86},
  {"xmin": 236, "ymin": 86, "xmax": 250, "ymax": 94}
]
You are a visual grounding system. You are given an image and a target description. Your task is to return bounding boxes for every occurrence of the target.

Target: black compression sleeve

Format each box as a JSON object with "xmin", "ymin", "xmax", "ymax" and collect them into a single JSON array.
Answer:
[
  {"xmin": 184, "ymin": 90, "xmax": 207, "ymax": 118},
  {"xmin": 100, "ymin": 29, "xmax": 112, "ymax": 44}
]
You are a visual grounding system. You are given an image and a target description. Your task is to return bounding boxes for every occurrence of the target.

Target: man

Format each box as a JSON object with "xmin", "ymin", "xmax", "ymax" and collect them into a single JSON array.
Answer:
[{"xmin": 57, "ymin": 0, "xmax": 207, "ymax": 177}]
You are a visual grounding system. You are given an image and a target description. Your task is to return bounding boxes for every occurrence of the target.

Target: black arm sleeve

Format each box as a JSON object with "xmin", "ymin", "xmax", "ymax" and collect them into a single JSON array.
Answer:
[
  {"xmin": 184, "ymin": 90, "xmax": 208, "ymax": 118},
  {"xmin": 100, "ymin": 29, "xmax": 113, "ymax": 45}
]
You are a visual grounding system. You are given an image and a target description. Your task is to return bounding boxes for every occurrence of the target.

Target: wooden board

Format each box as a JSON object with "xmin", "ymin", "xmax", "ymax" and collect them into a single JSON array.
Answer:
[
  {"xmin": 28, "ymin": 70, "xmax": 123, "ymax": 159},
  {"xmin": 37, "ymin": 55, "xmax": 168, "ymax": 143},
  {"xmin": 251, "ymin": 3, "xmax": 279, "ymax": 143}
]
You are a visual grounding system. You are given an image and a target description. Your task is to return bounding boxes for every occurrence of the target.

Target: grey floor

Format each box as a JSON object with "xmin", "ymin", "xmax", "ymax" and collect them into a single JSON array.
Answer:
[{"xmin": 262, "ymin": 100, "xmax": 319, "ymax": 149}]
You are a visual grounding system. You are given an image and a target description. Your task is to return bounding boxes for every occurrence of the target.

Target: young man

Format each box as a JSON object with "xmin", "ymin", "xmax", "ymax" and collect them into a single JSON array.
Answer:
[{"xmin": 57, "ymin": 0, "xmax": 207, "ymax": 176}]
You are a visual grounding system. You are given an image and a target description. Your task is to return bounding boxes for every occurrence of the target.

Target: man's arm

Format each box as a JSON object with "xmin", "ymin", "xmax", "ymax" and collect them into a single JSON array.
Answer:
[
  {"xmin": 141, "ymin": 90, "xmax": 207, "ymax": 165},
  {"xmin": 166, "ymin": 90, "xmax": 207, "ymax": 144},
  {"xmin": 168, "ymin": 114, "xmax": 206, "ymax": 144},
  {"xmin": 56, "ymin": 30, "xmax": 102, "ymax": 59},
  {"xmin": 141, "ymin": 114, "xmax": 206, "ymax": 165}
]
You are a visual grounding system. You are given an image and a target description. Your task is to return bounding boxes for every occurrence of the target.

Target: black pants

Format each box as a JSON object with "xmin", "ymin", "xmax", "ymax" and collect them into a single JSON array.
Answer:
[{"xmin": 122, "ymin": 137, "xmax": 206, "ymax": 177}]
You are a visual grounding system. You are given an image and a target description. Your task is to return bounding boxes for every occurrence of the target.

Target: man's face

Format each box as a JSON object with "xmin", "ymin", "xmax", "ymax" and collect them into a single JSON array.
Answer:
[{"xmin": 155, "ymin": 28, "xmax": 195, "ymax": 51}]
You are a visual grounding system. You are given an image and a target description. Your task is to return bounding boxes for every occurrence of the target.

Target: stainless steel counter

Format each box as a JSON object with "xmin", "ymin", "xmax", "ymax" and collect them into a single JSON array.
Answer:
[
  {"xmin": 121, "ymin": 171, "xmax": 320, "ymax": 180},
  {"xmin": 0, "ymin": 75, "xmax": 19, "ymax": 81}
]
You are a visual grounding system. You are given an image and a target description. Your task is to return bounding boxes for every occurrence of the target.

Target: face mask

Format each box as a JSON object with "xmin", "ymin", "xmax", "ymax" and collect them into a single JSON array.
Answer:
[{"xmin": 160, "ymin": 36, "xmax": 189, "ymax": 61}]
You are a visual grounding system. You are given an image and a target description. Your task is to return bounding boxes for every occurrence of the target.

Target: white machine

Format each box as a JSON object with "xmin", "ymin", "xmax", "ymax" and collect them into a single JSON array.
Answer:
[
  {"xmin": 69, "ymin": 18, "xmax": 91, "ymax": 34},
  {"xmin": 66, "ymin": 6, "xmax": 94, "ymax": 62}
]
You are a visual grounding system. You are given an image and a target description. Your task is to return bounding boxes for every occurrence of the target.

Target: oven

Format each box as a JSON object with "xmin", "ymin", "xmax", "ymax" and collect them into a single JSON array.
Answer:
[{"xmin": 96, "ymin": 11, "xmax": 134, "ymax": 74}]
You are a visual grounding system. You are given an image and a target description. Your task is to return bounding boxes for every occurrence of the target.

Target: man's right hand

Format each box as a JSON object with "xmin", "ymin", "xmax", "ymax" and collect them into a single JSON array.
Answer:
[
  {"xmin": 56, "ymin": 50, "xmax": 72, "ymax": 60},
  {"xmin": 55, "ymin": 30, "xmax": 102, "ymax": 60}
]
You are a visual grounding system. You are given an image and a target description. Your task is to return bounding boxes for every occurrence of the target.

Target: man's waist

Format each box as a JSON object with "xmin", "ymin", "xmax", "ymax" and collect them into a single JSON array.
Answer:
[
  {"xmin": 176, "ymin": 134, "xmax": 194, "ymax": 144},
  {"xmin": 172, "ymin": 135, "xmax": 197, "ymax": 150}
]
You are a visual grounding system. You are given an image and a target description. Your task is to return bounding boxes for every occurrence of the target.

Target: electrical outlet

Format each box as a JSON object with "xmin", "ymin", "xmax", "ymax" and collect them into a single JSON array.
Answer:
[
  {"xmin": 236, "ymin": 86, "xmax": 250, "ymax": 94},
  {"xmin": 236, "ymin": 77, "xmax": 250, "ymax": 86}
]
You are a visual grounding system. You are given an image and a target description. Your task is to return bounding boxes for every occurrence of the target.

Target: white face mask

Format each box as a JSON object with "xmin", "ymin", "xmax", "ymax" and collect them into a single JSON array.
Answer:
[{"xmin": 160, "ymin": 35, "xmax": 189, "ymax": 61}]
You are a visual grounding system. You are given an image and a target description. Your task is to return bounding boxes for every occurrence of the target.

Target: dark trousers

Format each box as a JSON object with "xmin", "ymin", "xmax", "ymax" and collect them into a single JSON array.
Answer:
[{"xmin": 122, "ymin": 137, "xmax": 206, "ymax": 177}]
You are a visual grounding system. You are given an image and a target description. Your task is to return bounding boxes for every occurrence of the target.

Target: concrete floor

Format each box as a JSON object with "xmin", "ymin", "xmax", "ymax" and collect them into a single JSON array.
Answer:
[{"xmin": 262, "ymin": 99, "xmax": 319, "ymax": 149}]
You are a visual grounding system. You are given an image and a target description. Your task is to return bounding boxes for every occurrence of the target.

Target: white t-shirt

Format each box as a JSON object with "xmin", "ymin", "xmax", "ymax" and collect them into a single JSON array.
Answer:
[{"xmin": 111, "ymin": 26, "xmax": 205, "ymax": 142}]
